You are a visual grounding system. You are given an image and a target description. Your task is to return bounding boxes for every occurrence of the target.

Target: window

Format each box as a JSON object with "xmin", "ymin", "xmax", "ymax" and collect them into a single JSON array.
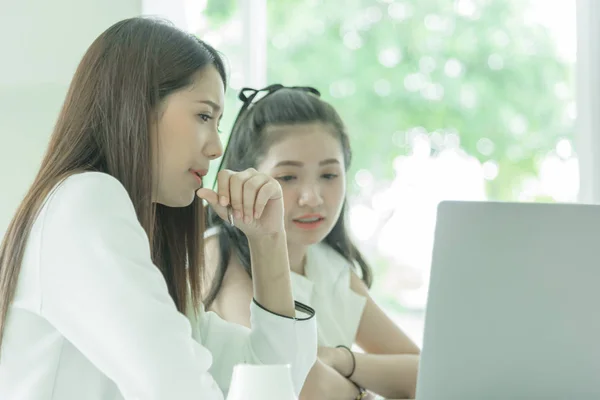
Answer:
[{"xmin": 198, "ymin": 0, "xmax": 577, "ymax": 346}]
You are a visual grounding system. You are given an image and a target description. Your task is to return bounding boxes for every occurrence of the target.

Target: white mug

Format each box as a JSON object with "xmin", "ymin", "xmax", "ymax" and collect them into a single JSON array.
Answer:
[{"xmin": 226, "ymin": 364, "xmax": 297, "ymax": 400}]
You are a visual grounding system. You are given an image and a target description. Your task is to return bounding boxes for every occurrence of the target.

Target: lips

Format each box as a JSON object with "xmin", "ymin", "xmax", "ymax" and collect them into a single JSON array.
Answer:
[
  {"xmin": 294, "ymin": 217, "xmax": 324, "ymax": 223},
  {"xmin": 292, "ymin": 214, "xmax": 326, "ymax": 230},
  {"xmin": 190, "ymin": 168, "xmax": 208, "ymax": 177},
  {"xmin": 190, "ymin": 168, "xmax": 208, "ymax": 185},
  {"xmin": 293, "ymin": 214, "xmax": 325, "ymax": 223}
]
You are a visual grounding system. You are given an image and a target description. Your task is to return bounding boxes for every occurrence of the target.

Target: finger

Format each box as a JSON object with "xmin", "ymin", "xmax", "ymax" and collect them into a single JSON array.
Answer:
[
  {"xmin": 196, "ymin": 187, "xmax": 218, "ymax": 206},
  {"xmin": 217, "ymin": 170, "xmax": 234, "ymax": 207},
  {"xmin": 229, "ymin": 169, "xmax": 255, "ymax": 220},
  {"xmin": 254, "ymin": 180, "xmax": 282, "ymax": 220},
  {"xmin": 196, "ymin": 188, "xmax": 228, "ymax": 220},
  {"xmin": 242, "ymin": 174, "xmax": 270, "ymax": 224}
]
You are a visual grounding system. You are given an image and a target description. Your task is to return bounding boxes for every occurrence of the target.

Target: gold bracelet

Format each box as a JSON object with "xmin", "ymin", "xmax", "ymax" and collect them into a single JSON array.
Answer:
[{"xmin": 354, "ymin": 385, "xmax": 367, "ymax": 400}]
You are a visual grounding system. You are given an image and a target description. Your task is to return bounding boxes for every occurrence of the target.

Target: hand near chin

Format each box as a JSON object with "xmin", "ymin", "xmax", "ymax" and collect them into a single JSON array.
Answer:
[{"xmin": 196, "ymin": 168, "xmax": 284, "ymax": 238}]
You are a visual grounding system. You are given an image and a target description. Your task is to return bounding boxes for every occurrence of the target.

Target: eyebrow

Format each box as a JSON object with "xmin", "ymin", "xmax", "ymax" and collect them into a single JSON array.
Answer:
[
  {"xmin": 196, "ymin": 100, "xmax": 222, "ymax": 112},
  {"xmin": 274, "ymin": 159, "xmax": 340, "ymax": 168}
]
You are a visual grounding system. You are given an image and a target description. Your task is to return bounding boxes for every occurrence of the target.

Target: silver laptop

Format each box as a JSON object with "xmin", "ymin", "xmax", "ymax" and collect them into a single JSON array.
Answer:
[{"xmin": 416, "ymin": 201, "xmax": 600, "ymax": 399}]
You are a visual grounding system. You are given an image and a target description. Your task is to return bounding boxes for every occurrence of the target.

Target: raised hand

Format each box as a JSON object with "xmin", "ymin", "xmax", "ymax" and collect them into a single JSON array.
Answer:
[{"xmin": 196, "ymin": 168, "xmax": 284, "ymax": 238}]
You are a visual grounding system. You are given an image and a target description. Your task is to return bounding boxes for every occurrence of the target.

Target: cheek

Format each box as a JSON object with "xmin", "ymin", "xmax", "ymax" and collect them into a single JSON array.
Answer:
[
  {"xmin": 155, "ymin": 135, "xmax": 177, "ymax": 178},
  {"xmin": 281, "ymin": 187, "xmax": 297, "ymax": 215},
  {"xmin": 159, "ymin": 119, "xmax": 196, "ymax": 164},
  {"xmin": 327, "ymin": 180, "xmax": 346, "ymax": 210},
  {"xmin": 172, "ymin": 119, "xmax": 197, "ymax": 149},
  {"xmin": 153, "ymin": 127, "xmax": 170, "ymax": 177}
]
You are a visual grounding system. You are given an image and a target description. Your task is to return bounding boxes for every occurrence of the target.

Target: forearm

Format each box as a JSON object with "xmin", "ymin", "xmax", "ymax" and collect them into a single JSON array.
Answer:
[
  {"xmin": 300, "ymin": 359, "xmax": 359, "ymax": 400},
  {"xmin": 248, "ymin": 232, "xmax": 295, "ymax": 318},
  {"xmin": 349, "ymin": 353, "xmax": 418, "ymax": 399}
]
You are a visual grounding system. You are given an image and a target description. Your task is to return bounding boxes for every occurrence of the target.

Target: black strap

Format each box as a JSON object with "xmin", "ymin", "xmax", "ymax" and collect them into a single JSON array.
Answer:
[{"xmin": 252, "ymin": 298, "xmax": 315, "ymax": 321}]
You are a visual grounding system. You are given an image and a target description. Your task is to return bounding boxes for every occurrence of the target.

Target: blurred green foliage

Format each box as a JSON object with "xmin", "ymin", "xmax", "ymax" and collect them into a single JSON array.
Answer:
[{"xmin": 205, "ymin": 0, "xmax": 573, "ymax": 200}]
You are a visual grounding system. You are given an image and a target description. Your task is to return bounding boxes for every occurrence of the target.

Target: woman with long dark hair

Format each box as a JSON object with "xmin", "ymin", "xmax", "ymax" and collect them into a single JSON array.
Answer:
[
  {"xmin": 204, "ymin": 85, "xmax": 419, "ymax": 400},
  {"xmin": 0, "ymin": 19, "xmax": 316, "ymax": 400}
]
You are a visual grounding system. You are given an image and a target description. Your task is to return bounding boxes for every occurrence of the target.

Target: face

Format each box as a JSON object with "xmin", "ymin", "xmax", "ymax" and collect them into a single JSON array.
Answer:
[
  {"xmin": 152, "ymin": 66, "xmax": 224, "ymax": 206},
  {"xmin": 257, "ymin": 123, "xmax": 346, "ymax": 246}
]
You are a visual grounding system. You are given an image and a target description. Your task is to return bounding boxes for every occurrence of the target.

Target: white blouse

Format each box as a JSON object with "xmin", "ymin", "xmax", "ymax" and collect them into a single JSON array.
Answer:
[
  {"xmin": 290, "ymin": 243, "xmax": 367, "ymax": 348},
  {"xmin": 0, "ymin": 172, "xmax": 317, "ymax": 400}
]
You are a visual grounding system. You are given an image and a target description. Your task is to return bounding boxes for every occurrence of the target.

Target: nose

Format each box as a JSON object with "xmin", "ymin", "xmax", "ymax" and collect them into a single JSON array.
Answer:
[
  {"xmin": 298, "ymin": 184, "xmax": 324, "ymax": 208},
  {"xmin": 204, "ymin": 129, "xmax": 223, "ymax": 160}
]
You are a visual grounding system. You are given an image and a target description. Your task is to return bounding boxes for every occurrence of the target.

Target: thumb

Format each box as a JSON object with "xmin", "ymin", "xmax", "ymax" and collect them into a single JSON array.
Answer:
[{"xmin": 196, "ymin": 188, "xmax": 228, "ymax": 221}]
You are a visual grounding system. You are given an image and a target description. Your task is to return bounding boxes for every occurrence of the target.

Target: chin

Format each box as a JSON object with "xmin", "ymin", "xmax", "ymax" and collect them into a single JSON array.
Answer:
[
  {"xmin": 157, "ymin": 190, "xmax": 196, "ymax": 208},
  {"xmin": 290, "ymin": 229, "xmax": 329, "ymax": 247}
]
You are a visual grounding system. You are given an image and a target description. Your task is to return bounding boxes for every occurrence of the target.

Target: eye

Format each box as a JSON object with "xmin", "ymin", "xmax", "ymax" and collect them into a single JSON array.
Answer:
[
  {"xmin": 322, "ymin": 173, "xmax": 339, "ymax": 180},
  {"xmin": 197, "ymin": 114, "xmax": 212, "ymax": 122},
  {"xmin": 276, "ymin": 175, "xmax": 296, "ymax": 182}
]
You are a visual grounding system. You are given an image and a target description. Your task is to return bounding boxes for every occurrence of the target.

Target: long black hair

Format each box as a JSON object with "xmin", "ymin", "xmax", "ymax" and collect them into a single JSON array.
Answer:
[
  {"xmin": 203, "ymin": 84, "xmax": 372, "ymax": 309},
  {"xmin": 0, "ymin": 17, "xmax": 227, "ymax": 349}
]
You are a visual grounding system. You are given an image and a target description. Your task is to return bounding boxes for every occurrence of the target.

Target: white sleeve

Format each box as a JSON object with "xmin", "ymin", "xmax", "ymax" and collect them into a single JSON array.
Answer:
[
  {"xmin": 38, "ymin": 172, "xmax": 223, "ymax": 400},
  {"xmin": 193, "ymin": 298, "xmax": 317, "ymax": 397}
]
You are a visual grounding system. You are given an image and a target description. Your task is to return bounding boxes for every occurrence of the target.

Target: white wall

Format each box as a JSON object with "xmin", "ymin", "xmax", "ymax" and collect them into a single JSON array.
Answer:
[
  {"xmin": 0, "ymin": 0, "xmax": 199, "ymax": 236},
  {"xmin": 0, "ymin": 0, "xmax": 142, "ymax": 235},
  {"xmin": 576, "ymin": 0, "xmax": 600, "ymax": 204}
]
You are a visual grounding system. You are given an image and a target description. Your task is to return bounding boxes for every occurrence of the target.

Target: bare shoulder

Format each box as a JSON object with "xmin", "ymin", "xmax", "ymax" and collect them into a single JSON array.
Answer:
[
  {"xmin": 349, "ymin": 268, "xmax": 371, "ymax": 297},
  {"xmin": 201, "ymin": 233, "xmax": 221, "ymax": 297},
  {"xmin": 203, "ymin": 230, "xmax": 250, "ymax": 285},
  {"xmin": 202, "ymin": 230, "xmax": 253, "ymax": 327},
  {"xmin": 203, "ymin": 233, "xmax": 221, "ymax": 274}
]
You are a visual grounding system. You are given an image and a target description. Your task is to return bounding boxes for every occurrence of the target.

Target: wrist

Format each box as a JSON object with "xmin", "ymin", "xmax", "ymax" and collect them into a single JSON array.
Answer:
[
  {"xmin": 335, "ymin": 345, "xmax": 355, "ymax": 378},
  {"xmin": 247, "ymin": 230, "xmax": 294, "ymax": 316},
  {"xmin": 247, "ymin": 230, "xmax": 286, "ymax": 248},
  {"xmin": 248, "ymin": 232, "xmax": 288, "ymax": 276}
]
